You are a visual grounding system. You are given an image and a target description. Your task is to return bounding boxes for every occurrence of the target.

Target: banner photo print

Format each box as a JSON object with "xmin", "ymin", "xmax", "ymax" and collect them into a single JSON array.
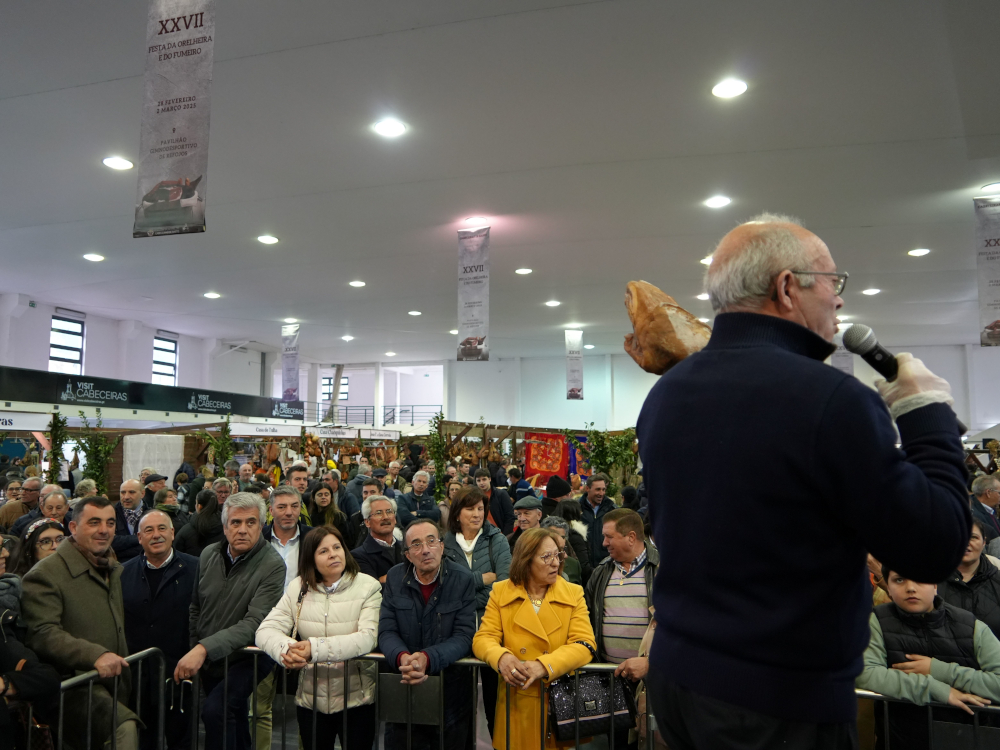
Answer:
[
  {"xmin": 975, "ymin": 196, "xmax": 1000, "ymax": 346},
  {"xmin": 565, "ymin": 329, "xmax": 583, "ymax": 399},
  {"xmin": 281, "ymin": 323, "xmax": 300, "ymax": 401},
  {"xmin": 524, "ymin": 432, "xmax": 569, "ymax": 486},
  {"xmin": 457, "ymin": 226, "xmax": 490, "ymax": 361},
  {"xmin": 133, "ymin": 0, "xmax": 215, "ymax": 237}
]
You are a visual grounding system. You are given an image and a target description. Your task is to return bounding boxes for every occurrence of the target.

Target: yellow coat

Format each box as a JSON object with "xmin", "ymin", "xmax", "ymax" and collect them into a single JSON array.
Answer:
[{"xmin": 472, "ymin": 576, "xmax": 596, "ymax": 749}]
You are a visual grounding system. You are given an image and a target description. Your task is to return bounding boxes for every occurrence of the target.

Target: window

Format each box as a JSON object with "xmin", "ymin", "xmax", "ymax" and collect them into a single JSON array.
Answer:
[
  {"xmin": 152, "ymin": 337, "xmax": 178, "ymax": 386},
  {"xmin": 322, "ymin": 375, "xmax": 349, "ymax": 401},
  {"xmin": 49, "ymin": 317, "xmax": 85, "ymax": 375}
]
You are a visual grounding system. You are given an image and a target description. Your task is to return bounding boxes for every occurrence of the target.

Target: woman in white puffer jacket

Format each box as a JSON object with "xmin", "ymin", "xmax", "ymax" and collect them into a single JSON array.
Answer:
[{"xmin": 256, "ymin": 524, "xmax": 382, "ymax": 750}]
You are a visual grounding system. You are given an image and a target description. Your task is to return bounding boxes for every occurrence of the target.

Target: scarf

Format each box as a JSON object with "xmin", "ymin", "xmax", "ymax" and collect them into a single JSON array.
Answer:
[
  {"xmin": 68, "ymin": 536, "xmax": 117, "ymax": 575},
  {"xmin": 123, "ymin": 505, "xmax": 144, "ymax": 533},
  {"xmin": 155, "ymin": 503, "xmax": 179, "ymax": 516},
  {"xmin": 455, "ymin": 529, "xmax": 482, "ymax": 567}
]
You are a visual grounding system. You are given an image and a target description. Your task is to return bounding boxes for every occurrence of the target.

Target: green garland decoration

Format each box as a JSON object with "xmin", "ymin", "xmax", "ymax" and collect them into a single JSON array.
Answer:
[
  {"xmin": 77, "ymin": 413, "xmax": 122, "ymax": 496},
  {"xmin": 45, "ymin": 412, "xmax": 69, "ymax": 485},
  {"xmin": 197, "ymin": 414, "xmax": 235, "ymax": 470},
  {"xmin": 563, "ymin": 423, "xmax": 638, "ymax": 499},
  {"xmin": 427, "ymin": 412, "xmax": 449, "ymax": 502}
]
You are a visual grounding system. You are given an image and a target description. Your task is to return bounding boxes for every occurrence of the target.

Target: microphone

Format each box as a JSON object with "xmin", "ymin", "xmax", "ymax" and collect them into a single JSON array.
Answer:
[
  {"xmin": 842, "ymin": 324, "xmax": 967, "ymax": 433},
  {"xmin": 842, "ymin": 324, "xmax": 897, "ymax": 380}
]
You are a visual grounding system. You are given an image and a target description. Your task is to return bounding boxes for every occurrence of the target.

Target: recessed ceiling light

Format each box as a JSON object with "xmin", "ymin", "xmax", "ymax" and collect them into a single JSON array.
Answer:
[
  {"xmin": 583, "ymin": 344, "xmax": 595, "ymax": 350},
  {"xmin": 408, "ymin": 311, "xmax": 422, "ymax": 316},
  {"xmin": 83, "ymin": 253, "xmax": 104, "ymax": 262},
  {"xmin": 102, "ymin": 156, "xmax": 133, "ymax": 170},
  {"xmin": 465, "ymin": 216, "xmax": 489, "ymax": 225},
  {"xmin": 283, "ymin": 318, "xmax": 298, "ymax": 324},
  {"xmin": 204, "ymin": 292, "xmax": 221, "ymax": 299},
  {"xmin": 342, "ymin": 335, "xmax": 354, "ymax": 342},
  {"xmin": 703, "ymin": 195, "xmax": 731, "ymax": 208},
  {"xmin": 371, "ymin": 118, "xmax": 408, "ymax": 138},
  {"xmin": 696, "ymin": 293, "xmax": 710, "ymax": 301},
  {"xmin": 449, "ymin": 330, "xmax": 459, "ymax": 335},
  {"xmin": 862, "ymin": 288, "xmax": 881, "ymax": 296},
  {"xmin": 698, "ymin": 318, "xmax": 710, "ymax": 323},
  {"xmin": 515, "ymin": 268, "xmax": 533, "ymax": 275},
  {"xmin": 982, "ymin": 183, "xmax": 1000, "ymax": 194},
  {"xmin": 545, "ymin": 301, "xmax": 561, "ymax": 307},
  {"xmin": 257, "ymin": 235, "xmax": 278, "ymax": 245},
  {"xmin": 385, "ymin": 351, "xmax": 397, "ymax": 357},
  {"xmin": 712, "ymin": 78, "xmax": 748, "ymax": 98},
  {"xmin": 349, "ymin": 280, "xmax": 366, "ymax": 287},
  {"xmin": 908, "ymin": 248, "xmax": 931, "ymax": 257},
  {"xmin": 837, "ymin": 315, "xmax": 850, "ymax": 321},
  {"xmin": 566, "ymin": 323, "xmax": 583, "ymax": 328},
  {"xmin": 700, "ymin": 256, "xmax": 713, "ymax": 265}
]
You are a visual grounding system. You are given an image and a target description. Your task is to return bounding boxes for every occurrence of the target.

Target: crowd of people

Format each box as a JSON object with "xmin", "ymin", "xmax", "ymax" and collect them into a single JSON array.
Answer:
[{"xmin": 0, "ymin": 453, "xmax": 658, "ymax": 750}]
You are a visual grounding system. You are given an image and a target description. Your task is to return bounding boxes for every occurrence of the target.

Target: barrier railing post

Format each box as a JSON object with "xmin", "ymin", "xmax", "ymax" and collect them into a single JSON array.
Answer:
[
  {"xmin": 505, "ymin": 683, "xmax": 510, "ymax": 750},
  {"xmin": 222, "ymin": 654, "xmax": 228, "ymax": 750},
  {"xmin": 57, "ymin": 690, "xmax": 65, "ymax": 750},
  {"xmin": 111, "ymin": 674, "xmax": 119, "ymax": 750},
  {"xmin": 344, "ymin": 658, "xmax": 350, "ymax": 750},
  {"xmin": 574, "ymin": 669, "xmax": 580, "ymax": 750},
  {"xmin": 927, "ymin": 704, "xmax": 932, "ymax": 749},
  {"xmin": 406, "ymin": 681, "xmax": 413, "ymax": 750},
  {"xmin": 156, "ymin": 657, "xmax": 166, "ymax": 750},
  {"xmin": 438, "ymin": 666, "xmax": 444, "ymax": 750},
  {"xmin": 884, "ymin": 698, "xmax": 890, "ymax": 750},
  {"xmin": 86, "ymin": 679, "xmax": 94, "ymax": 749},
  {"xmin": 609, "ymin": 673, "xmax": 615, "ymax": 750},
  {"xmin": 312, "ymin": 654, "xmax": 319, "ymax": 750},
  {"xmin": 251, "ymin": 651, "xmax": 258, "ymax": 750},
  {"xmin": 539, "ymin": 680, "xmax": 546, "ymax": 750},
  {"xmin": 281, "ymin": 667, "xmax": 287, "ymax": 750}
]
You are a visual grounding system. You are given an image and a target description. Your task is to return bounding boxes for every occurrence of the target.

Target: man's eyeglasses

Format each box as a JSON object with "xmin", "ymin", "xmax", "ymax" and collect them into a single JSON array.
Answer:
[
  {"xmin": 405, "ymin": 538, "xmax": 441, "ymax": 554},
  {"xmin": 369, "ymin": 509, "xmax": 396, "ymax": 518},
  {"xmin": 789, "ymin": 270, "xmax": 849, "ymax": 296},
  {"xmin": 539, "ymin": 551, "xmax": 568, "ymax": 565},
  {"xmin": 36, "ymin": 535, "xmax": 65, "ymax": 550}
]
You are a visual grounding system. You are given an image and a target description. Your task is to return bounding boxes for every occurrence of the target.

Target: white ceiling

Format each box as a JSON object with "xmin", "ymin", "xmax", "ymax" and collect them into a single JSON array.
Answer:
[{"xmin": 2, "ymin": 0, "xmax": 999, "ymax": 364}]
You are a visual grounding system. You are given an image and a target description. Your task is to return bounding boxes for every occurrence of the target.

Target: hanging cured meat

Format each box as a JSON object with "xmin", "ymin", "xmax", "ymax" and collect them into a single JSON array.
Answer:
[{"xmin": 624, "ymin": 280, "xmax": 712, "ymax": 375}]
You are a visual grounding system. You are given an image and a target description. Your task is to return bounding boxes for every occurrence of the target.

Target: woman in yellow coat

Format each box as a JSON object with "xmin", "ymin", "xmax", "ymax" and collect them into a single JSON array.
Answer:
[{"xmin": 473, "ymin": 527, "xmax": 596, "ymax": 749}]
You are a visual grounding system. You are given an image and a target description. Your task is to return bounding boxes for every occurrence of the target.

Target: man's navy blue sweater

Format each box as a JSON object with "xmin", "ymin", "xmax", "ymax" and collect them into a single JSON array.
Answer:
[{"xmin": 637, "ymin": 312, "xmax": 970, "ymax": 723}]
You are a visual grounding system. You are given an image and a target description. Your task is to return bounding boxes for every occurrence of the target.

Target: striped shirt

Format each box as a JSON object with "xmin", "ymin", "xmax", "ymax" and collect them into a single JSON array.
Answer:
[{"xmin": 602, "ymin": 565, "xmax": 650, "ymax": 664}]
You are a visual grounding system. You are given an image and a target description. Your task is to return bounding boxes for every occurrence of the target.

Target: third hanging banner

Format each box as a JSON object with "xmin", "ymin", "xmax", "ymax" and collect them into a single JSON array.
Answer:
[{"xmin": 457, "ymin": 226, "xmax": 490, "ymax": 361}]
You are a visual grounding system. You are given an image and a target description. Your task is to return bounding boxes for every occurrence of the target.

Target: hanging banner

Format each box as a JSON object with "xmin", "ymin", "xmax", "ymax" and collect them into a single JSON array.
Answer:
[
  {"xmin": 133, "ymin": 0, "xmax": 215, "ymax": 238},
  {"xmin": 524, "ymin": 432, "xmax": 569, "ymax": 487},
  {"xmin": 457, "ymin": 226, "xmax": 490, "ymax": 361},
  {"xmin": 281, "ymin": 324, "xmax": 300, "ymax": 401},
  {"xmin": 567, "ymin": 436, "xmax": 591, "ymax": 480},
  {"xmin": 975, "ymin": 196, "xmax": 1000, "ymax": 346},
  {"xmin": 565, "ymin": 330, "xmax": 583, "ymax": 399}
]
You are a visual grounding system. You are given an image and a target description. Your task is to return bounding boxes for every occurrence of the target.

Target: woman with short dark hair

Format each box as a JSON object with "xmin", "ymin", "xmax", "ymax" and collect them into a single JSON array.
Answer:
[
  {"xmin": 938, "ymin": 519, "xmax": 1000, "ymax": 639},
  {"xmin": 173, "ymin": 489, "xmax": 224, "ymax": 556},
  {"xmin": 256, "ymin": 525, "xmax": 381, "ymax": 750},
  {"xmin": 472, "ymin": 527, "xmax": 595, "ymax": 749}
]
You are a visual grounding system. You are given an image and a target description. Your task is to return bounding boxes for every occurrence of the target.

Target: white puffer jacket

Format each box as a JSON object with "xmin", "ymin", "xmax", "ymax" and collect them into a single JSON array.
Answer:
[{"xmin": 256, "ymin": 572, "xmax": 382, "ymax": 713}]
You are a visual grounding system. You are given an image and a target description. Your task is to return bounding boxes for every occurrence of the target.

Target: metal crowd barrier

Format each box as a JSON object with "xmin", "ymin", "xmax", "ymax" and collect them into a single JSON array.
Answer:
[
  {"xmin": 44, "ymin": 647, "xmax": 167, "ymax": 750},
  {"xmin": 856, "ymin": 688, "xmax": 1000, "ymax": 750}
]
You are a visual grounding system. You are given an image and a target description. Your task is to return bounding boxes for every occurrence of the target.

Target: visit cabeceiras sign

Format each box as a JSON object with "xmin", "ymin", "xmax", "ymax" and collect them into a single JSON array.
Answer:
[
  {"xmin": 457, "ymin": 226, "xmax": 490, "ymax": 362},
  {"xmin": 133, "ymin": 0, "xmax": 215, "ymax": 238}
]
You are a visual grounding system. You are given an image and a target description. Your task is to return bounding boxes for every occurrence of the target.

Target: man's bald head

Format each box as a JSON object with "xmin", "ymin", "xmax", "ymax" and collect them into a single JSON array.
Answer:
[
  {"xmin": 704, "ymin": 213, "xmax": 842, "ymax": 342},
  {"xmin": 120, "ymin": 479, "xmax": 143, "ymax": 510}
]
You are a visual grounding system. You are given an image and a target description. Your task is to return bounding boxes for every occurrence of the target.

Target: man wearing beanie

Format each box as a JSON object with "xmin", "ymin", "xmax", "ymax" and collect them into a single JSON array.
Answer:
[{"xmin": 544, "ymin": 475, "xmax": 573, "ymax": 516}]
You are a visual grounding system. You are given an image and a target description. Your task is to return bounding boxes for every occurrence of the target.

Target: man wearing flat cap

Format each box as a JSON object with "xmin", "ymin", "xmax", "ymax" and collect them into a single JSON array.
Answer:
[
  {"xmin": 371, "ymin": 467, "xmax": 396, "ymax": 498},
  {"xmin": 142, "ymin": 473, "xmax": 168, "ymax": 510},
  {"xmin": 506, "ymin": 496, "xmax": 543, "ymax": 551}
]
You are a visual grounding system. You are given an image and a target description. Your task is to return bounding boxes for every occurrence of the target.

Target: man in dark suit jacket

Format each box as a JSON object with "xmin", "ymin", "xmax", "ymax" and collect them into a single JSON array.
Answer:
[
  {"xmin": 113, "ymin": 479, "xmax": 146, "ymax": 561},
  {"xmin": 351, "ymin": 495, "xmax": 404, "ymax": 584},
  {"xmin": 971, "ymin": 475, "xmax": 1000, "ymax": 543},
  {"xmin": 122, "ymin": 509, "xmax": 199, "ymax": 750}
]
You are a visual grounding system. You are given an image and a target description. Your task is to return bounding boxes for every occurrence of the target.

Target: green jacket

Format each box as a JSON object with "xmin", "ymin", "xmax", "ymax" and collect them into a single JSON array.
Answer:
[
  {"xmin": 856, "ymin": 611, "xmax": 1000, "ymax": 704},
  {"xmin": 190, "ymin": 536, "xmax": 285, "ymax": 665},
  {"xmin": 21, "ymin": 540, "xmax": 139, "ymax": 746}
]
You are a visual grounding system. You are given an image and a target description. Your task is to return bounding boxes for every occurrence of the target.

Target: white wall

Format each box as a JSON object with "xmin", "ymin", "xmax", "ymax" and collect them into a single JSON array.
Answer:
[
  {"xmin": 384, "ymin": 365, "xmax": 443, "ymax": 407},
  {"xmin": 210, "ymin": 347, "xmax": 262, "ymax": 396}
]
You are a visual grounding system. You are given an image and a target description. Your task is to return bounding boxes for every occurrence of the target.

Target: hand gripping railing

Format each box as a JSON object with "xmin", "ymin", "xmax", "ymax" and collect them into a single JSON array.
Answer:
[
  {"xmin": 203, "ymin": 648, "xmax": 657, "ymax": 750},
  {"xmin": 50, "ymin": 647, "xmax": 166, "ymax": 750},
  {"xmin": 856, "ymin": 688, "xmax": 1000, "ymax": 750}
]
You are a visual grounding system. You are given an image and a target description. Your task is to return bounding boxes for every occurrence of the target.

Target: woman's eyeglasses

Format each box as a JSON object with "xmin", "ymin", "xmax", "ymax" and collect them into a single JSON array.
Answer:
[
  {"xmin": 539, "ymin": 551, "xmax": 568, "ymax": 565},
  {"xmin": 36, "ymin": 536, "xmax": 65, "ymax": 550}
]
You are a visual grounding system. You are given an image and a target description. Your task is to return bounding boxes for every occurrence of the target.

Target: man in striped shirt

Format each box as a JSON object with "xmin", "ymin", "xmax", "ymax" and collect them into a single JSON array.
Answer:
[{"xmin": 585, "ymin": 508, "xmax": 658, "ymax": 750}]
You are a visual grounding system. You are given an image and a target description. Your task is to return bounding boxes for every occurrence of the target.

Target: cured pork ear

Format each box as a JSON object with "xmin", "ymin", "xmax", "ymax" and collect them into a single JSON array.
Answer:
[{"xmin": 624, "ymin": 280, "xmax": 712, "ymax": 375}]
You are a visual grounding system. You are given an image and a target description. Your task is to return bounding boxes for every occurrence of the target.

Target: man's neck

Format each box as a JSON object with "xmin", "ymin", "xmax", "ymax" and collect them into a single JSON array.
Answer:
[
  {"xmin": 589, "ymin": 495, "xmax": 602, "ymax": 509},
  {"xmin": 414, "ymin": 565, "xmax": 440, "ymax": 585},
  {"xmin": 371, "ymin": 529, "xmax": 394, "ymax": 545},
  {"xmin": 980, "ymin": 497, "xmax": 998, "ymax": 510},
  {"xmin": 618, "ymin": 543, "xmax": 645, "ymax": 573},
  {"xmin": 147, "ymin": 550, "xmax": 171, "ymax": 568},
  {"xmin": 274, "ymin": 524, "xmax": 297, "ymax": 544}
]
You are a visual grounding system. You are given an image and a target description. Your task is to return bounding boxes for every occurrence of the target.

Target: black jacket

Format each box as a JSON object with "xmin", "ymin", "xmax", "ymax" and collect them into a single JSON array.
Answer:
[
  {"xmin": 173, "ymin": 513, "xmax": 225, "ymax": 558},
  {"xmin": 938, "ymin": 560, "xmax": 1000, "ymax": 640},
  {"xmin": 351, "ymin": 533, "xmax": 404, "ymax": 583},
  {"xmin": 579, "ymin": 496, "xmax": 616, "ymax": 566},
  {"xmin": 971, "ymin": 500, "xmax": 1000, "ymax": 543},
  {"xmin": 484, "ymin": 487, "xmax": 515, "ymax": 536},
  {"xmin": 112, "ymin": 501, "xmax": 146, "ymax": 561},
  {"xmin": 638, "ymin": 312, "xmax": 970, "ymax": 724},
  {"xmin": 121, "ymin": 550, "xmax": 200, "ymax": 669},
  {"xmin": 584, "ymin": 543, "xmax": 659, "ymax": 662}
]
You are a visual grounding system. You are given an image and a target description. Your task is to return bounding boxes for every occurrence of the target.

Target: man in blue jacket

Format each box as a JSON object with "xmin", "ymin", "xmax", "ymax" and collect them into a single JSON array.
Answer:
[
  {"xmin": 395, "ymin": 471, "xmax": 440, "ymax": 527},
  {"xmin": 640, "ymin": 213, "xmax": 971, "ymax": 749},
  {"xmin": 580, "ymin": 473, "xmax": 616, "ymax": 565},
  {"xmin": 378, "ymin": 519, "xmax": 477, "ymax": 750},
  {"xmin": 121, "ymin": 509, "xmax": 199, "ymax": 750}
]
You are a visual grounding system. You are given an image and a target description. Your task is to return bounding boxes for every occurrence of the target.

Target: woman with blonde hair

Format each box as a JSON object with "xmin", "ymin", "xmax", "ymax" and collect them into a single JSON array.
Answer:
[{"xmin": 473, "ymin": 527, "xmax": 596, "ymax": 749}]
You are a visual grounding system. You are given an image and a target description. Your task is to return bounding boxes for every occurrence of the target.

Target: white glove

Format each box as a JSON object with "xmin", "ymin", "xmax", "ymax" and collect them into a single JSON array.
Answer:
[{"xmin": 875, "ymin": 353, "xmax": 954, "ymax": 420}]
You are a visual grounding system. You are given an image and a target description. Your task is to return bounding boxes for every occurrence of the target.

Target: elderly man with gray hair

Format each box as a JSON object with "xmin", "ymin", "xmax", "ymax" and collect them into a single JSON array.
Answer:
[
  {"xmin": 971, "ymin": 474, "xmax": 1000, "ymax": 544},
  {"xmin": 396, "ymin": 470, "xmax": 439, "ymax": 528},
  {"xmin": 639, "ymin": 213, "xmax": 970, "ymax": 749},
  {"xmin": 351, "ymin": 494, "xmax": 404, "ymax": 584},
  {"xmin": 174, "ymin": 492, "xmax": 285, "ymax": 750}
]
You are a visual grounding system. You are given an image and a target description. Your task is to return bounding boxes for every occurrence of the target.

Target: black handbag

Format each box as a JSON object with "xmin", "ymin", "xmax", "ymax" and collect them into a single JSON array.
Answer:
[{"xmin": 547, "ymin": 662, "xmax": 637, "ymax": 741}]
